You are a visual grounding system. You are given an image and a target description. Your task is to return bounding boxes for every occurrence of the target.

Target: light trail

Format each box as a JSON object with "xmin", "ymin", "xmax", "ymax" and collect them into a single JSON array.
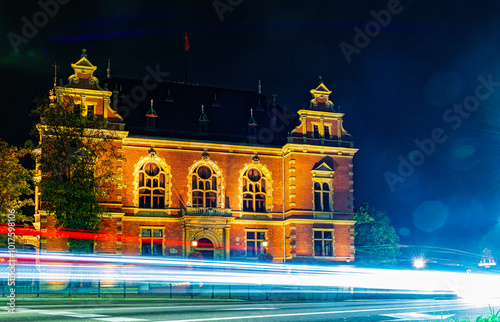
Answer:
[{"xmin": 2, "ymin": 251, "xmax": 500, "ymax": 303}]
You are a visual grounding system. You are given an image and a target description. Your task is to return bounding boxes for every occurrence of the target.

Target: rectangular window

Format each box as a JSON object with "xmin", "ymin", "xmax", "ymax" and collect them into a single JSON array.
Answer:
[
  {"xmin": 313, "ymin": 125, "xmax": 319, "ymax": 138},
  {"xmin": 246, "ymin": 230, "xmax": 266, "ymax": 257},
  {"xmin": 87, "ymin": 104, "xmax": 94, "ymax": 120},
  {"xmin": 313, "ymin": 230, "xmax": 333, "ymax": 256},
  {"xmin": 324, "ymin": 126, "xmax": 331, "ymax": 139},
  {"xmin": 141, "ymin": 228, "xmax": 163, "ymax": 256}
]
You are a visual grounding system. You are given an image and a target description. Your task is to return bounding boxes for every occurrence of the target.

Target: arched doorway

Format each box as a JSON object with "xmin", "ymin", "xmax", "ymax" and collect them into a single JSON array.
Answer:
[{"xmin": 197, "ymin": 238, "xmax": 214, "ymax": 260}]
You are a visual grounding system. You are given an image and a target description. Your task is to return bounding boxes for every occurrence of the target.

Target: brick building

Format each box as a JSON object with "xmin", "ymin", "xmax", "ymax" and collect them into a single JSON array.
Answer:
[{"xmin": 35, "ymin": 51, "xmax": 358, "ymax": 263}]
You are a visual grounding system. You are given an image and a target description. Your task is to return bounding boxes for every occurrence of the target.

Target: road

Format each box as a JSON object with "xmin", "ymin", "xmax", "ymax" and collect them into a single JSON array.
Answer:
[{"xmin": 0, "ymin": 298, "xmax": 497, "ymax": 321}]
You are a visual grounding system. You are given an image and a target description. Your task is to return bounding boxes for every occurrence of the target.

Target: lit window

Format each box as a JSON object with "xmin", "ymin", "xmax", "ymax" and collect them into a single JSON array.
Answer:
[
  {"xmin": 139, "ymin": 162, "xmax": 166, "ymax": 208},
  {"xmin": 242, "ymin": 168, "xmax": 266, "ymax": 212},
  {"xmin": 192, "ymin": 165, "xmax": 217, "ymax": 208},
  {"xmin": 314, "ymin": 182, "xmax": 330, "ymax": 211},
  {"xmin": 246, "ymin": 231, "xmax": 266, "ymax": 257},
  {"xmin": 314, "ymin": 230, "xmax": 333, "ymax": 256},
  {"xmin": 141, "ymin": 228, "xmax": 163, "ymax": 256}
]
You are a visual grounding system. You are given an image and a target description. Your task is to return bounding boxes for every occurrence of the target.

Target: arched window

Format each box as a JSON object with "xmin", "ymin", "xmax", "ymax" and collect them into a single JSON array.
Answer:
[
  {"xmin": 314, "ymin": 182, "xmax": 330, "ymax": 211},
  {"xmin": 139, "ymin": 162, "xmax": 166, "ymax": 208},
  {"xmin": 191, "ymin": 165, "xmax": 217, "ymax": 208},
  {"xmin": 242, "ymin": 168, "xmax": 266, "ymax": 212}
]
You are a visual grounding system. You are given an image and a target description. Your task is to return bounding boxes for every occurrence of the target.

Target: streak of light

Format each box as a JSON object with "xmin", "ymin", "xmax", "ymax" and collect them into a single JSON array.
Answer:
[{"xmin": 2, "ymin": 251, "xmax": 500, "ymax": 304}]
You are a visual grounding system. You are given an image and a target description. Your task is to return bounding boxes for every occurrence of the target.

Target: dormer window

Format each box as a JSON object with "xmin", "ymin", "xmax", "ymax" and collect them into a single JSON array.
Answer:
[
  {"xmin": 199, "ymin": 104, "xmax": 209, "ymax": 134},
  {"xmin": 248, "ymin": 108, "xmax": 257, "ymax": 138}
]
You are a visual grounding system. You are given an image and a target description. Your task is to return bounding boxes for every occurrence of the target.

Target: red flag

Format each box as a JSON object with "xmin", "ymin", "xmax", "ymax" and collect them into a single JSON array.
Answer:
[{"xmin": 184, "ymin": 31, "xmax": 189, "ymax": 52}]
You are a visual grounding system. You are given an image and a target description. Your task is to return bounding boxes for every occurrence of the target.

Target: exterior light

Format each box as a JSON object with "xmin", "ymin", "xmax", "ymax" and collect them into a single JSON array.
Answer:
[
  {"xmin": 191, "ymin": 240, "xmax": 198, "ymax": 247},
  {"xmin": 262, "ymin": 241, "xmax": 268, "ymax": 247},
  {"xmin": 413, "ymin": 257, "xmax": 426, "ymax": 269}
]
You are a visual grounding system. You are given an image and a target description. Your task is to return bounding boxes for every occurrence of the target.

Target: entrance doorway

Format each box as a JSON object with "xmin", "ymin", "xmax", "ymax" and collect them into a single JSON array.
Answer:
[{"xmin": 197, "ymin": 238, "xmax": 214, "ymax": 260}]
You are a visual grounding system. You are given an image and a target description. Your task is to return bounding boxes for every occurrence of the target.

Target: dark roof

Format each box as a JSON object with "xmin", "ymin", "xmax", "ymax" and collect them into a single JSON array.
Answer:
[{"xmin": 104, "ymin": 78, "xmax": 297, "ymax": 146}]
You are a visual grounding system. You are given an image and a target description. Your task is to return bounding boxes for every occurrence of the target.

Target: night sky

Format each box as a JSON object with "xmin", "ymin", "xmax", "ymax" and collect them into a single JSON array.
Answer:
[{"xmin": 2, "ymin": 1, "xmax": 500, "ymax": 264}]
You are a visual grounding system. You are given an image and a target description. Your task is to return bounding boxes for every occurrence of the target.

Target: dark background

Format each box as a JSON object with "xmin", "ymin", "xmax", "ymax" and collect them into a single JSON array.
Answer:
[{"xmin": 2, "ymin": 0, "xmax": 500, "ymax": 265}]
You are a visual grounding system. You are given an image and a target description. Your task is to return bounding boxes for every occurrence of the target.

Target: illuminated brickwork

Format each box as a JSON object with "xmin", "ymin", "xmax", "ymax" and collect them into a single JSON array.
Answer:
[{"xmin": 35, "ymin": 51, "xmax": 358, "ymax": 263}]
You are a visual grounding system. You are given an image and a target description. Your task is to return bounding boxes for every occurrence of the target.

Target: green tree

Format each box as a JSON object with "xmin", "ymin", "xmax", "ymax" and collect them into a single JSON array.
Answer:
[
  {"xmin": 30, "ymin": 98, "xmax": 118, "ymax": 253},
  {"xmin": 0, "ymin": 139, "xmax": 33, "ymax": 248},
  {"xmin": 354, "ymin": 203, "xmax": 401, "ymax": 265}
]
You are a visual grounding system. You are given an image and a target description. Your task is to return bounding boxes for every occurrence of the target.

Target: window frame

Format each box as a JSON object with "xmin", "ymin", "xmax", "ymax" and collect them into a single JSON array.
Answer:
[
  {"xmin": 242, "ymin": 168, "xmax": 267, "ymax": 213},
  {"xmin": 138, "ymin": 162, "xmax": 166, "ymax": 209},
  {"xmin": 313, "ymin": 229, "xmax": 334, "ymax": 257},
  {"xmin": 245, "ymin": 229, "xmax": 267, "ymax": 258},
  {"xmin": 191, "ymin": 165, "xmax": 218, "ymax": 208},
  {"xmin": 140, "ymin": 227, "xmax": 164, "ymax": 256}
]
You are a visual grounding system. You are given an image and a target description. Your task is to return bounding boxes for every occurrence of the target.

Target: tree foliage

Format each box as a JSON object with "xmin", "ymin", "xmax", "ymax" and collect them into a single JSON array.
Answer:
[
  {"xmin": 30, "ymin": 98, "xmax": 118, "ymax": 253},
  {"xmin": 0, "ymin": 139, "xmax": 33, "ymax": 222},
  {"xmin": 0, "ymin": 139, "xmax": 33, "ymax": 249},
  {"xmin": 354, "ymin": 203, "xmax": 401, "ymax": 265}
]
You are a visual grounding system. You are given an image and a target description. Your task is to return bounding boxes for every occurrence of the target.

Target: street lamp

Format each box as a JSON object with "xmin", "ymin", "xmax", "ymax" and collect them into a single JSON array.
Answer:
[
  {"xmin": 413, "ymin": 257, "xmax": 426, "ymax": 269},
  {"xmin": 191, "ymin": 240, "xmax": 198, "ymax": 248}
]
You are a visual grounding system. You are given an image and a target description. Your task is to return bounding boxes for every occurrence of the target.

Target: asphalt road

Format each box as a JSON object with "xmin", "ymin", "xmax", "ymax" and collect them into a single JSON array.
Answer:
[{"xmin": 0, "ymin": 298, "xmax": 497, "ymax": 321}]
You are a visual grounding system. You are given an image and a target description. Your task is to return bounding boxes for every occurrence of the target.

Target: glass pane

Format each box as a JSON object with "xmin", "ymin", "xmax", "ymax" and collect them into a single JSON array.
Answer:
[
  {"xmin": 247, "ymin": 231, "xmax": 255, "ymax": 239},
  {"xmin": 205, "ymin": 181, "xmax": 210, "ymax": 191},
  {"xmin": 192, "ymin": 175, "xmax": 197, "ymax": 189},
  {"xmin": 160, "ymin": 174, "xmax": 165, "ymax": 188},
  {"xmin": 141, "ymin": 244, "xmax": 151, "ymax": 256},
  {"xmin": 314, "ymin": 192, "xmax": 322, "ymax": 211},
  {"xmin": 322, "ymin": 183, "xmax": 329, "ymax": 191},
  {"xmin": 323, "ymin": 192, "xmax": 330, "ymax": 211},
  {"xmin": 212, "ymin": 177, "xmax": 217, "ymax": 190},
  {"xmin": 247, "ymin": 241, "xmax": 255, "ymax": 257},
  {"xmin": 256, "ymin": 232, "xmax": 265, "ymax": 240},
  {"xmin": 324, "ymin": 231, "xmax": 332, "ymax": 239},
  {"xmin": 145, "ymin": 163, "xmax": 159, "ymax": 176},
  {"xmin": 314, "ymin": 182, "xmax": 321, "ymax": 190},
  {"xmin": 247, "ymin": 169, "xmax": 261, "ymax": 182},
  {"xmin": 139, "ymin": 173, "xmax": 144, "ymax": 187},
  {"xmin": 206, "ymin": 192, "xmax": 216, "ymax": 208},
  {"xmin": 261, "ymin": 179, "xmax": 266, "ymax": 192},
  {"xmin": 142, "ymin": 229, "xmax": 151, "ymax": 237},
  {"xmin": 314, "ymin": 240, "xmax": 323, "ymax": 256},
  {"xmin": 153, "ymin": 244, "xmax": 163, "ymax": 255},
  {"xmin": 325, "ymin": 240, "xmax": 333, "ymax": 256},
  {"xmin": 314, "ymin": 231, "xmax": 322, "ymax": 239},
  {"xmin": 153, "ymin": 229, "xmax": 162, "ymax": 237},
  {"xmin": 197, "ymin": 166, "xmax": 211, "ymax": 179}
]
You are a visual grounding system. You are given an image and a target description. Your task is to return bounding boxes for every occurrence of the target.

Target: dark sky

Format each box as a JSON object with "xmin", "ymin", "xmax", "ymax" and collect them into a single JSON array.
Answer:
[{"xmin": 2, "ymin": 0, "xmax": 500, "ymax": 262}]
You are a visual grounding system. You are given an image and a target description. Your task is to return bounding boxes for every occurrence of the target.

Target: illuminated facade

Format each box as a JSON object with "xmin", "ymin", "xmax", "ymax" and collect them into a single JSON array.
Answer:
[{"xmin": 35, "ymin": 51, "xmax": 358, "ymax": 263}]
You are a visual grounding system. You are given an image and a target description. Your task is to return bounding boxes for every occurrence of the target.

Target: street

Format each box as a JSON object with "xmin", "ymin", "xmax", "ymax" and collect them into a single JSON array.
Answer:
[{"xmin": 0, "ymin": 298, "xmax": 497, "ymax": 321}]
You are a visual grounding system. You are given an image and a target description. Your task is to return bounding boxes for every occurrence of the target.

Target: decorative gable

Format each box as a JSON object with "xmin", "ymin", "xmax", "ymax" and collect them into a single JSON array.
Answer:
[{"xmin": 311, "ymin": 162, "xmax": 335, "ymax": 179}]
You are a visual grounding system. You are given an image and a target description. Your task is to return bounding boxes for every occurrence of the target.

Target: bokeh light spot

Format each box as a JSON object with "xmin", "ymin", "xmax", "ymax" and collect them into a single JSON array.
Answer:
[{"xmin": 413, "ymin": 201, "xmax": 448, "ymax": 232}]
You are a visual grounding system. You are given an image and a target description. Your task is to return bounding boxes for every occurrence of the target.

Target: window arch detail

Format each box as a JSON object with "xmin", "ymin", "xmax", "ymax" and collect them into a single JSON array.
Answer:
[
  {"xmin": 133, "ymin": 156, "xmax": 171, "ymax": 208},
  {"xmin": 187, "ymin": 159, "xmax": 224, "ymax": 208},
  {"xmin": 238, "ymin": 162, "xmax": 273, "ymax": 212}
]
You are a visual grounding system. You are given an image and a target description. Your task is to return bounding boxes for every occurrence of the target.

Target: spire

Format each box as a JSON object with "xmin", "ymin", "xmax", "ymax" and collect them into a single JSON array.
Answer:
[
  {"xmin": 248, "ymin": 108, "xmax": 257, "ymax": 125},
  {"xmin": 211, "ymin": 93, "xmax": 221, "ymax": 107},
  {"xmin": 199, "ymin": 104, "xmax": 209, "ymax": 122},
  {"xmin": 199, "ymin": 104, "xmax": 209, "ymax": 133},
  {"xmin": 146, "ymin": 99, "xmax": 158, "ymax": 130},
  {"xmin": 107, "ymin": 59, "xmax": 111, "ymax": 79},
  {"xmin": 165, "ymin": 88, "xmax": 174, "ymax": 103},
  {"xmin": 248, "ymin": 108, "xmax": 257, "ymax": 138},
  {"xmin": 146, "ymin": 99, "xmax": 158, "ymax": 117},
  {"xmin": 258, "ymin": 80, "xmax": 262, "ymax": 94},
  {"xmin": 81, "ymin": 48, "xmax": 87, "ymax": 58},
  {"xmin": 52, "ymin": 62, "xmax": 59, "ymax": 88}
]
